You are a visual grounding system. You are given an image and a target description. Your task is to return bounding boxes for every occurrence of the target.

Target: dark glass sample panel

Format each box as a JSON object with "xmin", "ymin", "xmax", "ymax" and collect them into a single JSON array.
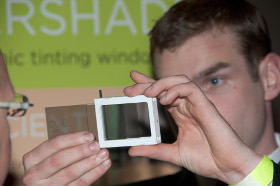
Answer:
[{"xmin": 102, "ymin": 102, "xmax": 151, "ymax": 140}]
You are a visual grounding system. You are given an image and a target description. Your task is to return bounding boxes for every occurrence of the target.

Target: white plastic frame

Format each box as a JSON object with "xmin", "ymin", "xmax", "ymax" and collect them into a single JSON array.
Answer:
[{"xmin": 94, "ymin": 95, "xmax": 161, "ymax": 148}]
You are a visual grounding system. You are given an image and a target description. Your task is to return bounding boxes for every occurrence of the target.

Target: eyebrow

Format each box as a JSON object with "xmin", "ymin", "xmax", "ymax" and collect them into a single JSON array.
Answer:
[{"xmin": 192, "ymin": 62, "xmax": 230, "ymax": 81}]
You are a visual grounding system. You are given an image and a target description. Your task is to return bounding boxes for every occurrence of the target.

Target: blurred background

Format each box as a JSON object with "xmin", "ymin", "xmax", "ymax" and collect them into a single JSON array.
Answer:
[{"xmin": 0, "ymin": 0, "xmax": 279, "ymax": 185}]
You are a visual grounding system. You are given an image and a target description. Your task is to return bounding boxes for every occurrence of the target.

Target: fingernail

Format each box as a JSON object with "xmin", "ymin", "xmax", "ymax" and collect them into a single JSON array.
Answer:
[
  {"xmin": 83, "ymin": 133, "xmax": 94, "ymax": 142},
  {"xmin": 89, "ymin": 142, "xmax": 99, "ymax": 152},
  {"xmin": 97, "ymin": 150, "xmax": 107, "ymax": 159},
  {"xmin": 102, "ymin": 159, "xmax": 111, "ymax": 168},
  {"xmin": 125, "ymin": 86, "xmax": 133, "ymax": 90}
]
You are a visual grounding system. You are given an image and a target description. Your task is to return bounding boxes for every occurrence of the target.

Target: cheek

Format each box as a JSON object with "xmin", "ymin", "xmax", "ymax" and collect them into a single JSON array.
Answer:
[
  {"xmin": 208, "ymin": 85, "xmax": 266, "ymax": 147},
  {"xmin": 212, "ymin": 94, "xmax": 241, "ymax": 126},
  {"xmin": 207, "ymin": 85, "xmax": 246, "ymax": 119}
]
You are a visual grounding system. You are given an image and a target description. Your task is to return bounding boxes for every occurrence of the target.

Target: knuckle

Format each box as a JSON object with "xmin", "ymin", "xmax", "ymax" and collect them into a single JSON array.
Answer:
[
  {"xmin": 79, "ymin": 143, "xmax": 91, "ymax": 155},
  {"xmin": 48, "ymin": 136, "xmax": 63, "ymax": 150},
  {"xmin": 49, "ymin": 154, "xmax": 64, "ymax": 168},
  {"xmin": 157, "ymin": 78, "xmax": 168, "ymax": 85},
  {"xmin": 148, "ymin": 81, "xmax": 161, "ymax": 93},
  {"xmin": 147, "ymin": 81, "xmax": 157, "ymax": 89},
  {"xmin": 60, "ymin": 168, "xmax": 77, "ymax": 180},
  {"xmin": 186, "ymin": 81, "xmax": 197, "ymax": 89},
  {"xmin": 22, "ymin": 170, "xmax": 36, "ymax": 185},
  {"xmin": 178, "ymin": 74, "xmax": 189, "ymax": 80},
  {"xmin": 22, "ymin": 152, "xmax": 31, "ymax": 166},
  {"xmin": 88, "ymin": 156, "xmax": 101, "ymax": 166}
]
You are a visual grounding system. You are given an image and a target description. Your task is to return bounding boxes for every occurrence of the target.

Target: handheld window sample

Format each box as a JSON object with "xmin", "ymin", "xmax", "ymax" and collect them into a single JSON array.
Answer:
[{"xmin": 94, "ymin": 95, "xmax": 161, "ymax": 148}]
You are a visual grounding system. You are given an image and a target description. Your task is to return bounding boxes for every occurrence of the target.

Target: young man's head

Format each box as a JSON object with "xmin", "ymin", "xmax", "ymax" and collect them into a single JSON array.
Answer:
[
  {"xmin": 150, "ymin": 0, "xmax": 271, "ymax": 81},
  {"xmin": 150, "ymin": 0, "xmax": 280, "ymax": 154},
  {"xmin": 0, "ymin": 52, "xmax": 14, "ymax": 184}
]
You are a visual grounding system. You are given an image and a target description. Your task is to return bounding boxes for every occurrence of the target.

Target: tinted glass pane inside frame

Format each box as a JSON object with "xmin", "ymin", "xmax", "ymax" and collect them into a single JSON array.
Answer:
[{"xmin": 102, "ymin": 102, "xmax": 151, "ymax": 140}]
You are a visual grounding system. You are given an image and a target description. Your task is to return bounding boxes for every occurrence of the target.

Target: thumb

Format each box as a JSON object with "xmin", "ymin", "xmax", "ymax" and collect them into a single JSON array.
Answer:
[{"xmin": 128, "ymin": 143, "xmax": 179, "ymax": 165}]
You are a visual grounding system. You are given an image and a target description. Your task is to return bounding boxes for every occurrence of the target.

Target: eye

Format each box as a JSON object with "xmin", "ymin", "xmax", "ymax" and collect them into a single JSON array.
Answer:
[{"xmin": 207, "ymin": 77, "xmax": 223, "ymax": 88}]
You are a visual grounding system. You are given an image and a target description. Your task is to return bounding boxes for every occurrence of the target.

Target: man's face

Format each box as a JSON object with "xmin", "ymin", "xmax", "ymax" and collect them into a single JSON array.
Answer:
[
  {"xmin": 154, "ymin": 29, "xmax": 266, "ymax": 151},
  {"xmin": 0, "ymin": 52, "xmax": 14, "ymax": 184}
]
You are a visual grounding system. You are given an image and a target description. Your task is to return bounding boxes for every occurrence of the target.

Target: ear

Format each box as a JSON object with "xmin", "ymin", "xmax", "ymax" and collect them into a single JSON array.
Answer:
[{"xmin": 259, "ymin": 53, "xmax": 280, "ymax": 101}]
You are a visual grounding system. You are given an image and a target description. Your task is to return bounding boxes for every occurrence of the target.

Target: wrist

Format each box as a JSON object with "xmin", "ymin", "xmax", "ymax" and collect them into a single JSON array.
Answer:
[
  {"xmin": 229, "ymin": 155, "xmax": 273, "ymax": 186},
  {"xmin": 222, "ymin": 151, "xmax": 262, "ymax": 184}
]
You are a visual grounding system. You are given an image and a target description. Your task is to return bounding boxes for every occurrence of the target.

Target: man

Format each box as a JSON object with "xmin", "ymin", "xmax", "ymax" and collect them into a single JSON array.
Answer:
[
  {"xmin": 0, "ymin": 52, "xmax": 14, "ymax": 185},
  {"xmin": 0, "ymin": 52, "xmax": 34, "ymax": 185},
  {"xmin": 22, "ymin": 0, "xmax": 280, "ymax": 185}
]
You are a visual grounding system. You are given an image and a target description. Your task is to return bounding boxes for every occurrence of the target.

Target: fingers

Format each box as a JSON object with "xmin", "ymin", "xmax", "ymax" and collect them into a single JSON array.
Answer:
[
  {"xmin": 23, "ymin": 149, "xmax": 110, "ymax": 186},
  {"xmin": 53, "ymin": 150, "xmax": 110, "ymax": 186},
  {"xmin": 150, "ymin": 79, "xmax": 234, "ymax": 143},
  {"xmin": 151, "ymin": 79, "xmax": 249, "ymax": 166},
  {"xmin": 25, "ymin": 141, "xmax": 101, "ymax": 181},
  {"xmin": 126, "ymin": 71, "xmax": 210, "ymax": 109},
  {"xmin": 126, "ymin": 72, "xmax": 224, "ymax": 130},
  {"xmin": 126, "ymin": 72, "xmax": 234, "ymax": 144},
  {"xmin": 124, "ymin": 73, "xmax": 191, "ymax": 98},
  {"xmin": 68, "ymin": 156, "xmax": 111, "ymax": 186},
  {"xmin": 158, "ymin": 82, "xmax": 208, "ymax": 108},
  {"xmin": 124, "ymin": 71, "xmax": 155, "ymax": 97},
  {"xmin": 22, "ymin": 132, "xmax": 111, "ymax": 186},
  {"xmin": 23, "ymin": 132, "xmax": 94, "ymax": 171},
  {"xmin": 128, "ymin": 143, "xmax": 179, "ymax": 165},
  {"xmin": 144, "ymin": 75, "xmax": 191, "ymax": 97},
  {"xmin": 124, "ymin": 83, "xmax": 152, "ymax": 97},
  {"xmin": 139, "ymin": 75, "xmax": 208, "ymax": 110}
]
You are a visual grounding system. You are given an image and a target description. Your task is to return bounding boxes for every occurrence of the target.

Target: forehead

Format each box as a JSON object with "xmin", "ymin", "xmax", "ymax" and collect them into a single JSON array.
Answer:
[{"xmin": 153, "ymin": 29, "xmax": 246, "ymax": 79}]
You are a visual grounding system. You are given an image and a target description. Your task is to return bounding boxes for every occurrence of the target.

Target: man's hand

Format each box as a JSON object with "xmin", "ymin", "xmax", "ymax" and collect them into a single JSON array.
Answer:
[
  {"xmin": 124, "ymin": 71, "xmax": 262, "ymax": 184},
  {"xmin": 22, "ymin": 132, "xmax": 111, "ymax": 186}
]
